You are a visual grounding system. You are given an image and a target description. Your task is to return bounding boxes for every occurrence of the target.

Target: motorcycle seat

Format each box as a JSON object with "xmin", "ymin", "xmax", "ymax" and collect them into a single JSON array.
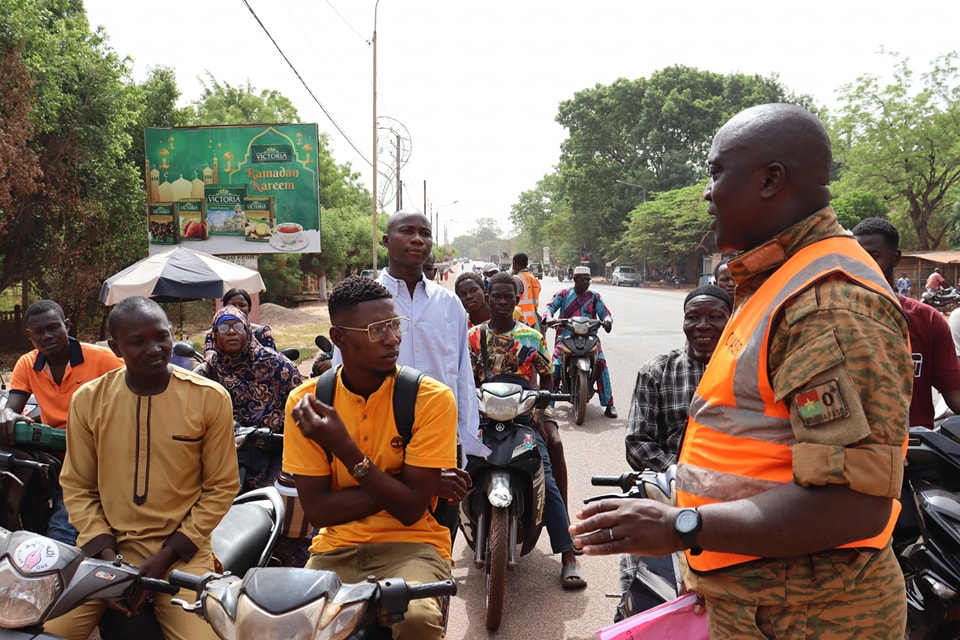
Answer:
[{"xmin": 212, "ymin": 502, "xmax": 274, "ymax": 575}]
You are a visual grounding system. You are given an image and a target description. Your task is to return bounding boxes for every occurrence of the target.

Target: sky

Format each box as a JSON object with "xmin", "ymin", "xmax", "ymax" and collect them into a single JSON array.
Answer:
[{"xmin": 83, "ymin": 0, "xmax": 960, "ymax": 241}]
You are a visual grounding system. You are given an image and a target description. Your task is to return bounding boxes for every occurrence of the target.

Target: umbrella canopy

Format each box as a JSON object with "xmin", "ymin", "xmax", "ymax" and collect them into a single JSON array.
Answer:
[{"xmin": 100, "ymin": 246, "xmax": 265, "ymax": 305}]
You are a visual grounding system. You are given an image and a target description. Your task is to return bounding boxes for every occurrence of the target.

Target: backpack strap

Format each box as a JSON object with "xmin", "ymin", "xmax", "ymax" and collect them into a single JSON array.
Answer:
[
  {"xmin": 393, "ymin": 366, "xmax": 424, "ymax": 449},
  {"xmin": 312, "ymin": 365, "xmax": 423, "ymax": 461}
]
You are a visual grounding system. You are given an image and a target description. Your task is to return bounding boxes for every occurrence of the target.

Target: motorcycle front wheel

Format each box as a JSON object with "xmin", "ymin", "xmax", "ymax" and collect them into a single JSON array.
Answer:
[
  {"xmin": 485, "ymin": 505, "xmax": 509, "ymax": 630},
  {"xmin": 574, "ymin": 368, "xmax": 588, "ymax": 425}
]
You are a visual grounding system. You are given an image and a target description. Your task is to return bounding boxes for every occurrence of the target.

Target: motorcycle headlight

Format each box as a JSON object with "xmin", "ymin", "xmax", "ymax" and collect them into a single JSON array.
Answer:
[
  {"xmin": 571, "ymin": 318, "xmax": 592, "ymax": 335},
  {"xmin": 0, "ymin": 559, "xmax": 61, "ymax": 627},
  {"xmin": 211, "ymin": 594, "xmax": 367, "ymax": 640}
]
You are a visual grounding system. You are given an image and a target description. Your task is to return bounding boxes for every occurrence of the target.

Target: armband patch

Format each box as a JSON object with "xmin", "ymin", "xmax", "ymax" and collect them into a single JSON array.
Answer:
[{"xmin": 794, "ymin": 379, "xmax": 850, "ymax": 427}]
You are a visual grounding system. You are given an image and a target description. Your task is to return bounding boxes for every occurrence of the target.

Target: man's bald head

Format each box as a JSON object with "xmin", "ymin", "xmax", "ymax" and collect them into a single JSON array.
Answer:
[
  {"xmin": 706, "ymin": 104, "xmax": 833, "ymax": 252},
  {"xmin": 717, "ymin": 103, "xmax": 832, "ymax": 187}
]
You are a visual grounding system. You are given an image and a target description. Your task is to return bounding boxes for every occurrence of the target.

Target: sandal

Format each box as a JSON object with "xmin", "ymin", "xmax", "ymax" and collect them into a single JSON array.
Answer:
[{"xmin": 561, "ymin": 561, "xmax": 587, "ymax": 590}]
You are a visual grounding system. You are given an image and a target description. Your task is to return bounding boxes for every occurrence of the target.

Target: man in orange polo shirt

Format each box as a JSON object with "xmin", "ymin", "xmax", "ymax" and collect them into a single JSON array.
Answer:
[
  {"xmin": 283, "ymin": 276, "xmax": 457, "ymax": 640},
  {"xmin": 0, "ymin": 300, "xmax": 123, "ymax": 544}
]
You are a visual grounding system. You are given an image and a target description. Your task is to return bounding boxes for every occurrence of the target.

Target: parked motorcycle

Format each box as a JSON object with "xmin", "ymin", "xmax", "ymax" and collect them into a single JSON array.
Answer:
[
  {"xmin": 165, "ymin": 566, "xmax": 456, "ymax": 639},
  {"xmin": 589, "ymin": 470, "xmax": 679, "ymax": 621},
  {"xmin": 897, "ymin": 418, "xmax": 960, "ymax": 639},
  {"xmin": 459, "ymin": 379, "xmax": 567, "ymax": 631},
  {"xmin": 922, "ymin": 286, "xmax": 960, "ymax": 313},
  {"xmin": 545, "ymin": 316, "xmax": 603, "ymax": 425},
  {"xmin": 0, "ymin": 359, "xmax": 41, "ymax": 422},
  {"xmin": 172, "ymin": 340, "xmax": 300, "ymax": 365}
]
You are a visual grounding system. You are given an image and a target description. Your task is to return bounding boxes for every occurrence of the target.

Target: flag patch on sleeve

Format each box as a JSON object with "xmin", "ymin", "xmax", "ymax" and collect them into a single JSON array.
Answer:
[{"xmin": 794, "ymin": 379, "xmax": 850, "ymax": 427}]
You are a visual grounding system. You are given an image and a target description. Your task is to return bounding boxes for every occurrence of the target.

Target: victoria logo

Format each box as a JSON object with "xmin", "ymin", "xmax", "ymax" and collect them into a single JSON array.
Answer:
[{"xmin": 252, "ymin": 144, "xmax": 293, "ymax": 163}]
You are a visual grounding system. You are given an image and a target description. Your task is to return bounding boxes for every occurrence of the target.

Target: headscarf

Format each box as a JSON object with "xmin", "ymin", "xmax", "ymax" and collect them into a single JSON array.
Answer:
[{"xmin": 203, "ymin": 305, "xmax": 303, "ymax": 432}]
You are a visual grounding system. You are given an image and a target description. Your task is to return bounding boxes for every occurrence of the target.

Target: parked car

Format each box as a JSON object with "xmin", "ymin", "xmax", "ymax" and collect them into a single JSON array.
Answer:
[
  {"xmin": 612, "ymin": 265, "xmax": 640, "ymax": 287},
  {"xmin": 360, "ymin": 269, "xmax": 376, "ymax": 279},
  {"xmin": 528, "ymin": 262, "xmax": 544, "ymax": 279}
]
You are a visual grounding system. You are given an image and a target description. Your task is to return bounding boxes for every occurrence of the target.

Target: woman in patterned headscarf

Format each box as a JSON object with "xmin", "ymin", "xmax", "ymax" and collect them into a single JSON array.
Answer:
[{"xmin": 194, "ymin": 305, "xmax": 303, "ymax": 492}]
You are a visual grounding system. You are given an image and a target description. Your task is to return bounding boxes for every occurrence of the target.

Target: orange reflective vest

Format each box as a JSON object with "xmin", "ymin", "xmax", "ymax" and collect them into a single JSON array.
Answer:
[
  {"xmin": 676, "ymin": 235, "xmax": 906, "ymax": 573},
  {"xmin": 516, "ymin": 269, "xmax": 542, "ymax": 330}
]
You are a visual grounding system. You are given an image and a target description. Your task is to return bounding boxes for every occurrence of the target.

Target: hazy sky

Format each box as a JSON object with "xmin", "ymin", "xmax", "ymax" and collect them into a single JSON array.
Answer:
[{"xmin": 84, "ymin": 0, "xmax": 959, "ymax": 240}]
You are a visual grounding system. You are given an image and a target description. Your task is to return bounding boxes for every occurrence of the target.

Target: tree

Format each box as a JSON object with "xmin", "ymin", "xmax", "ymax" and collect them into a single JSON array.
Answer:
[
  {"xmin": 830, "ymin": 190, "xmax": 889, "ymax": 230},
  {"xmin": 183, "ymin": 74, "xmax": 301, "ymax": 125},
  {"xmin": 552, "ymin": 66, "xmax": 807, "ymax": 263},
  {"xmin": 615, "ymin": 182, "xmax": 713, "ymax": 277},
  {"xmin": 831, "ymin": 51, "xmax": 960, "ymax": 250},
  {"xmin": 0, "ymin": 0, "xmax": 146, "ymax": 330}
]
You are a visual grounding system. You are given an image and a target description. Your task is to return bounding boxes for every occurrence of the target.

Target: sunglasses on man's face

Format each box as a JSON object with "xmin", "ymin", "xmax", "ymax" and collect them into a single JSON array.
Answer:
[
  {"xmin": 216, "ymin": 321, "xmax": 246, "ymax": 335},
  {"xmin": 335, "ymin": 316, "xmax": 409, "ymax": 342}
]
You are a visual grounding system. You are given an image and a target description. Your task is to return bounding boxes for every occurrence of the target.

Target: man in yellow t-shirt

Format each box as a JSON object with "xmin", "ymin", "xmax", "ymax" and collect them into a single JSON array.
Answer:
[{"xmin": 283, "ymin": 275, "xmax": 457, "ymax": 640}]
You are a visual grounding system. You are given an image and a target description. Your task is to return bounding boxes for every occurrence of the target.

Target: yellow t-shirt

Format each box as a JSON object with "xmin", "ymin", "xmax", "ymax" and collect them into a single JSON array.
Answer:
[{"xmin": 283, "ymin": 368, "xmax": 457, "ymax": 560}]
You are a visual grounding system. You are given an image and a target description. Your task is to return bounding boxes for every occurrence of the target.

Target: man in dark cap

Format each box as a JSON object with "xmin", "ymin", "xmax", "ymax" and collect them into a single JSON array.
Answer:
[
  {"xmin": 617, "ymin": 284, "xmax": 731, "ymax": 619},
  {"xmin": 572, "ymin": 104, "xmax": 912, "ymax": 638}
]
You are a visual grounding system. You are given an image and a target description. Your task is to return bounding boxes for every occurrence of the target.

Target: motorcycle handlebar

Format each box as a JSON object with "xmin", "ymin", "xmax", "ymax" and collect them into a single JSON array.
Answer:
[
  {"xmin": 167, "ymin": 570, "xmax": 204, "ymax": 592},
  {"xmin": 140, "ymin": 576, "xmax": 181, "ymax": 596},
  {"xmin": 407, "ymin": 578, "xmax": 458, "ymax": 599},
  {"xmin": 0, "ymin": 450, "xmax": 49, "ymax": 473},
  {"xmin": 591, "ymin": 472, "xmax": 640, "ymax": 491}
]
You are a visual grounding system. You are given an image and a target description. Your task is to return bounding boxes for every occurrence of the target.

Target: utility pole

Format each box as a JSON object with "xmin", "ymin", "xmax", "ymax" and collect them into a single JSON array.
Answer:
[
  {"xmin": 371, "ymin": 0, "xmax": 380, "ymax": 272},
  {"xmin": 395, "ymin": 133, "xmax": 402, "ymax": 211}
]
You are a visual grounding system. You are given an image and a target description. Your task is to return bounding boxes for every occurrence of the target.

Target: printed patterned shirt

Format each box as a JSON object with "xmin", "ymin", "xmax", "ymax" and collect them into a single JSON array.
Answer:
[
  {"xmin": 468, "ymin": 321, "xmax": 552, "ymax": 383},
  {"xmin": 625, "ymin": 348, "xmax": 706, "ymax": 473}
]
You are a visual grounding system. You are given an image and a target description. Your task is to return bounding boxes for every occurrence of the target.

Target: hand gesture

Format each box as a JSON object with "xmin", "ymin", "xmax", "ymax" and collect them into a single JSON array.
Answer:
[
  {"xmin": 569, "ymin": 498, "xmax": 680, "ymax": 557},
  {"xmin": 292, "ymin": 393, "xmax": 351, "ymax": 454}
]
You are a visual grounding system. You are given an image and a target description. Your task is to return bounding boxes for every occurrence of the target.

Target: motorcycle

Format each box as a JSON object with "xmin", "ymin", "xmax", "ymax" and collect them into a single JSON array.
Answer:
[
  {"xmin": 922, "ymin": 286, "xmax": 960, "ymax": 313},
  {"xmin": 897, "ymin": 418, "xmax": 960, "ymax": 639},
  {"xmin": 458, "ymin": 379, "xmax": 567, "ymax": 631},
  {"xmin": 589, "ymin": 470, "xmax": 680, "ymax": 622},
  {"xmin": 164, "ymin": 566, "xmax": 456, "ymax": 639},
  {"xmin": 545, "ymin": 316, "xmax": 603, "ymax": 425},
  {"xmin": 0, "ymin": 359, "xmax": 41, "ymax": 422}
]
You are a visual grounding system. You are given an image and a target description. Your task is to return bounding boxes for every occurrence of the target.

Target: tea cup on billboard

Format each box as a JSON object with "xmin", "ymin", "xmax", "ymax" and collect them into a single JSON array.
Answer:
[{"xmin": 271, "ymin": 222, "xmax": 304, "ymax": 245}]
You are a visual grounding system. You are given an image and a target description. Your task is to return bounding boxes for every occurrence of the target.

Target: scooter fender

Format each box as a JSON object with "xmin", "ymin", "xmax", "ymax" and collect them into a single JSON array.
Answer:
[{"xmin": 573, "ymin": 357, "xmax": 592, "ymax": 373}]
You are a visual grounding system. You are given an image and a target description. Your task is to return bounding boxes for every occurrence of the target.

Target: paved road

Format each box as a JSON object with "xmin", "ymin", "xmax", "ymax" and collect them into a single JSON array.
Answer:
[{"xmin": 444, "ymin": 273, "xmax": 691, "ymax": 640}]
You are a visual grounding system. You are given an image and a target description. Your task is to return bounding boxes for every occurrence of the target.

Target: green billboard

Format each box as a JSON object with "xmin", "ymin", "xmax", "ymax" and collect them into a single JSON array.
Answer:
[{"xmin": 144, "ymin": 124, "xmax": 321, "ymax": 255}]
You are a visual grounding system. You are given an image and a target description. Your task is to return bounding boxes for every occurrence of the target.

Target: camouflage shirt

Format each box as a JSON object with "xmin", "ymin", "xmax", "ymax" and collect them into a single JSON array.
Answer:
[{"xmin": 685, "ymin": 207, "xmax": 912, "ymax": 611}]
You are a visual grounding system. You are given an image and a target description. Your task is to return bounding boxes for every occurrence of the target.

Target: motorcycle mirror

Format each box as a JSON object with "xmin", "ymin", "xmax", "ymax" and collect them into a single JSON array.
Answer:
[
  {"xmin": 173, "ymin": 341, "xmax": 197, "ymax": 358},
  {"xmin": 315, "ymin": 335, "xmax": 333, "ymax": 352},
  {"xmin": 281, "ymin": 348, "xmax": 300, "ymax": 361}
]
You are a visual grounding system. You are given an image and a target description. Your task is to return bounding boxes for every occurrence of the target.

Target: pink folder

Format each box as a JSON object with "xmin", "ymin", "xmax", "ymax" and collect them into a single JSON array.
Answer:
[{"xmin": 596, "ymin": 593, "xmax": 709, "ymax": 640}]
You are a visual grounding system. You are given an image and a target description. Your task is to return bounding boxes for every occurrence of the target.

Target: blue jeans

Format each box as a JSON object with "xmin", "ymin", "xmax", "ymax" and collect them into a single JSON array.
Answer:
[
  {"xmin": 536, "ymin": 432, "xmax": 573, "ymax": 554},
  {"xmin": 47, "ymin": 486, "xmax": 78, "ymax": 546}
]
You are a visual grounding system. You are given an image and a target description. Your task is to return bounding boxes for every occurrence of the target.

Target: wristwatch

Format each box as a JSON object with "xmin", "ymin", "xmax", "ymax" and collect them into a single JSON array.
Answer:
[
  {"xmin": 674, "ymin": 508, "xmax": 703, "ymax": 555},
  {"xmin": 350, "ymin": 455, "xmax": 371, "ymax": 478}
]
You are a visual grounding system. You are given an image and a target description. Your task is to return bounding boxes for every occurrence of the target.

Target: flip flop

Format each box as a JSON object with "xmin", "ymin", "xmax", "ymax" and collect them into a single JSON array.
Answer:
[{"xmin": 561, "ymin": 562, "xmax": 587, "ymax": 590}]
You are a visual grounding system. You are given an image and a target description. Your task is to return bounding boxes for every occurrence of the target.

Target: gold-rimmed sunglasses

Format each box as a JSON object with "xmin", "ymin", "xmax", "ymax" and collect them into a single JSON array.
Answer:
[{"xmin": 334, "ymin": 316, "xmax": 409, "ymax": 342}]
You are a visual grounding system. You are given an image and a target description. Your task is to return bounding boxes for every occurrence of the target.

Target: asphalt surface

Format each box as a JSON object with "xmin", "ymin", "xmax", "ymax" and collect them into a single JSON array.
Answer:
[{"xmin": 444, "ymin": 268, "xmax": 690, "ymax": 639}]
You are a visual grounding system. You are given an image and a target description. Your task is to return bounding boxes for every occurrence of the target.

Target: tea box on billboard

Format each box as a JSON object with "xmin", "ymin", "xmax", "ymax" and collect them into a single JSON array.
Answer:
[
  {"xmin": 148, "ymin": 203, "xmax": 178, "ymax": 244},
  {"xmin": 243, "ymin": 196, "xmax": 275, "ymax": 242},
  {"xmin": 176, "ymin": 199, "xmax": 207, "ymax": 240},
  {"xmin": 204, "ymin": 185, "xmax": 247, "ymax": 236}
]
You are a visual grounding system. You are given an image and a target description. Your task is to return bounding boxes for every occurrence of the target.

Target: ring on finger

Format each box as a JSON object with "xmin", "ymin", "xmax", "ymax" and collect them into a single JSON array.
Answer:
[{"xmin": 607, "ymin": 527, "xmax": 615, "ymax": 542}]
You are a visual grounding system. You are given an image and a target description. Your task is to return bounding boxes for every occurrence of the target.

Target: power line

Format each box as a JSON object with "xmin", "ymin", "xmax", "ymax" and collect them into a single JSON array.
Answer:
[
  {"xmin": 325, "ymin": 0, "xmax": 368, "ymax": 42},
  {"xmin": 239, "ymin": 0, "xmax": 372, "ymax": 167}
]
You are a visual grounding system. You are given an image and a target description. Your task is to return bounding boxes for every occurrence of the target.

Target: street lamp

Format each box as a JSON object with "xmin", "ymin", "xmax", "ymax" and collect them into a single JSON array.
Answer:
[
  {"xmin": 615, "ymin": 179, "xmax": 647, "ymax": 203},
  {"xmin": 433, "ymin": 200, "xmax": 459, "ymax": 239}
]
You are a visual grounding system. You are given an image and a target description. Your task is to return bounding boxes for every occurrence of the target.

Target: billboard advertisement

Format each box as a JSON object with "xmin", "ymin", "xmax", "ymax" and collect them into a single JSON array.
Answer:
[{"xmin": 144, "ymin": 124, "xmax": 321, "ymax": 255}]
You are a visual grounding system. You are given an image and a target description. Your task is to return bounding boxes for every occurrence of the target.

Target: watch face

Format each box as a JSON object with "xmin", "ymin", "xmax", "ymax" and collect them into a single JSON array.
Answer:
[{"xmin": 676, "ymin": 509, "xmax": 700, "ymax": 534}]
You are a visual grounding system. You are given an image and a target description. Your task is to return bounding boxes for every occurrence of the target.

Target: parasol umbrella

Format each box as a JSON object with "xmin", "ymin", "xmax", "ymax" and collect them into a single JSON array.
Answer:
[{"xmin": 100, "ymin": 246, "xmax": 266, "ymax": 336}]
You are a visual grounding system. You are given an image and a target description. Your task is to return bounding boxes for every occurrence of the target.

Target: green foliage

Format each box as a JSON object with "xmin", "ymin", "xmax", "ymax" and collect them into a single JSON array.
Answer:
[
  {"xmin": 183, "ymin": 74, "xmax": 301, "ymax": 125},
  {"xmin": 830, "ymin": 190, "xmax": 889, "ymax": 230},
  {"xmin": 615, "ymin": 182, "xmax": 712, "ymax": 267},
  {"xmin": 831, "ymin": 51, "xmax": 960, "ymax": 250},
  {"xmin": 534, "ymin": 66, "xmax": 805, "ymax": 265}
]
